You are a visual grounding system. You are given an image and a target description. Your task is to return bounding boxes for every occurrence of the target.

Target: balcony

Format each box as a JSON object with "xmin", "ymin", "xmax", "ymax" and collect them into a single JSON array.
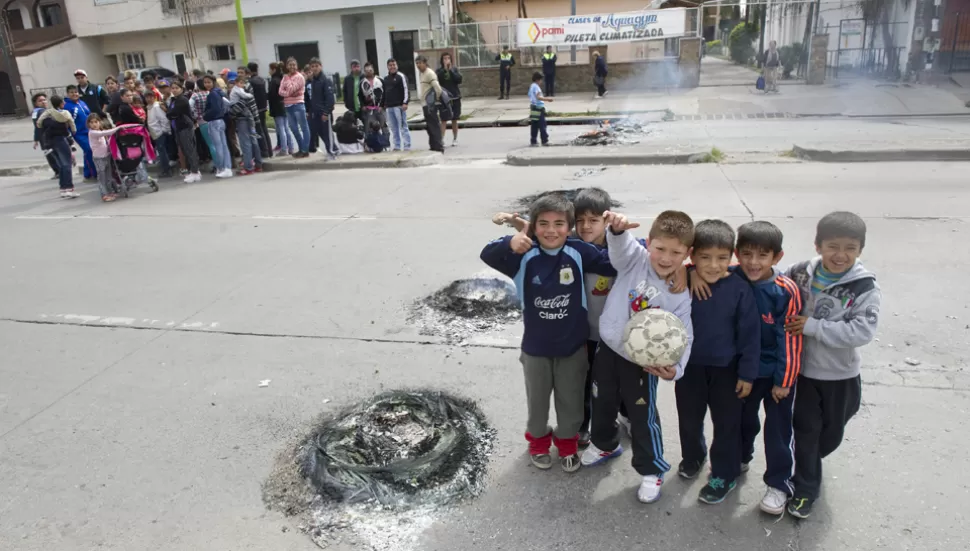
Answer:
[{"xmin": 8, "ymin": 22, "xmax": 73, "ymax": 56}]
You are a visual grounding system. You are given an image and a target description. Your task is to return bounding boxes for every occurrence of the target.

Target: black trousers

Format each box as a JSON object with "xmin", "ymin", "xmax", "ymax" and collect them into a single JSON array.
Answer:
[
  {"xmin": 423, "ymin": 105, "xmax": 444, "ymax": 152},
  {"xmin": 256, "ymin": 110, "xmax": 272, "ymax": 157},
  {"xmin": 43, "ymin": 148, "xmax": 60, "ymax": 175},
  {"xmin": 675, "ymin": 363, "xmax": 744, "ymax": 481},
  {"xmin": 741, "ymin": 378, "xmax": 797, "ymax": 495},
  {"xmin": 499, "ymin": 70, "xmax": 511, "ymax": 97},
  {"xmin": 793, "ymin": 375, "xmax": 862, "ymax": 500},
  {"xmin": 590, "ymin": 344, "xmax": 670, "ymax": 477},
  {"xmin": 583, "ymin": 340, "xmax": 629, "ymax": 434},
  {"xmin": 529, "ymin": 107, "xmax": 548, "ymax": 145},
  {"xmin": 310, "ymin": 112, "xmax": 336, "ymax": 156},
  {"xmin": 544, "ymin": 73, "xmax": 555, "ymax": 96}
]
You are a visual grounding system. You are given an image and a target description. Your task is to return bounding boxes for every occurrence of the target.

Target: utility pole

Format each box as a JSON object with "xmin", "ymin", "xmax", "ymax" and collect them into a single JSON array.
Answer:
[
  {"xmin": 570, "ymin": 0, "xmax": 576, "ymax": 62},
  {"xmin": 234, "ymin": 0, "xmax": 248, "ymax": 63}
]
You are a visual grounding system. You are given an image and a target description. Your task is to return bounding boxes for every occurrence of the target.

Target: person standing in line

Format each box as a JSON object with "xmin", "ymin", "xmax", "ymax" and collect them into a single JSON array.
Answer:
[
  {"xmin": 542, "ymin": 46, "xmax": 558, "ymax": 97},
  {"xmin": 308, "ymin": 57, "xmax": 337, "ymax": 159},
  {"xmin": 35, "ymin": 95, "xmax": 78, "ymax": 198},
  {"xmin": 63, "ymin": 85, "xmax": 94, "ymax": 180},
  {"xmin": 496, "ymin": 46, "xmax": 515, "ymax": 100},
  {"xmin": 343, "ymin": 60, "xmax": 362, "ymax": 122},
  {"xmin": 593, "ymin": 51, "xmax": 608, "ymax": 98},
  {"xmin": 357, "ymin": 62, "xmax": 386, "ymax": 140},
  {"xmin": 229, "ymin": 72, "xmax": 263, "ymax": 175},
  {"xmin": 31, "ymin": 93, "xmax": 60, "ymax": 179},
  {"xmin": 383, "ymin": 58, "xmax": 411, "ymax": 152},
  {"xmin": 201, "ymin": 75, "xmax": 233, "ymax": 177},
  {"xmin": 145, "ymin": 91, "xmax": 173, "ymax": 178},
  {"xmin": 436, "ymin": 52, "xmax": 462, "ymax": 147},
  {"xmin": 415, "ymin": 56, "xmax": 444, "ymax": 153},
  {"xmin": 303, "ymin": 65, "xmax": 319, "ymax": 153},
  {"xmin": 247, "ymin": 62, "xmax": 272, "ymax": 157},
  {"xmin": 75, "ymin": 69, "xmax": 110, "ymax": 117},
  {"xmin": 165, "ymin": 81, "xmax": 202, "ymax": 183},
  {"xmin": 268, "ymin": 62, "xmax": 296, "ymax": 155},
  {"xmin": 280, "ymin": 57, "xmax": 311, "ymax": 157}
]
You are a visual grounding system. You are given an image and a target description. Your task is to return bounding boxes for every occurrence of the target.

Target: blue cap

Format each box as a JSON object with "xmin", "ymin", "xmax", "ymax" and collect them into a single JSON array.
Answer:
[
  {"xmin": 157, "ymin": 79, "xmax": 170, "ymax": 87},
  {"xmin": 226, "ymin": 71, "xmax": 238, "ymax": 82}
]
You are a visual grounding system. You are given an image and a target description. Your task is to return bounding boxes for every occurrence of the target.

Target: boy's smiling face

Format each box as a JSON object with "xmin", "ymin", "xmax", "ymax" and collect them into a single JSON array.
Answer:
[
  {"xmin": 737, "ymin": 245, "xmax": 783, "ymax": 282},
  {"xmin": 691, "ymin": 246, "xmax": 733, "ymax": 284},
  {"xmin": 647, "ymin": 235, "xmax": 691, "ymax": 279},
  {"xmin": 575, "ymin": 210, "xmax": 607, "ymax": 245},
  {"xmin": 533, "ymin": 211, "xmax": 570, "ymax": 250},
  {"xmin": 816, "ymin": 237, "xmax": 861, "ymax": 274}
]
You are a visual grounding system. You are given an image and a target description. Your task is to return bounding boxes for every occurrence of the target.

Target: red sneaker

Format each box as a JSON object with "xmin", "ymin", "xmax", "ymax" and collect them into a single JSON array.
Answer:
[
  {"xmin": 254, "ymin": 166, "xmax": 264, "ymax": 173},
  {"xmin": 239, "ymin": 169, "xmax": 254, "ymax": 176}
]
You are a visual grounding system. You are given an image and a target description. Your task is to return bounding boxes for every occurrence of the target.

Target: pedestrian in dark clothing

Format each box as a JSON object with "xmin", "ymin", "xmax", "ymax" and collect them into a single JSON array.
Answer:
[
  {"xmin": 74, "ymin": 69, "xmax": 111, "ymax": 117},
  {"xmin": 247, "ymin": 62, "xmax": 272, "ymax": 157},
  {"xmin": 541, "ymin": 46, "xmax": 558, "ymax": 96},
  {"xmin": 496, "ymin": 46, "xmax": 515, "ymax": 99},
  {"xmin": 303, "ymin": 67, "xmax": 319, "ymax": 153},
  {"xmin": 35, "ymin": 95, "xmax": 78, "ymax": 198},
  {"xmin": 31, "ymin": 93, "xmax": 60, "ymax": 178},
  {"xmin": 594, "ymin": 51, "xmax": 608, "ymax": 98},
  {"xmin": 415, "ymin": 56, "xmax": 444, "ymax": 152},
  {"xmin": 308, "ymin": 57, "xmax": 337, "ymax": 158},
  {"xmin": 343, "ymin": 60, "xmax": 362, "ymax": 121},
  {"xmin": 436, "ymin": 52, "xmax": 463, "ymax": 147}
]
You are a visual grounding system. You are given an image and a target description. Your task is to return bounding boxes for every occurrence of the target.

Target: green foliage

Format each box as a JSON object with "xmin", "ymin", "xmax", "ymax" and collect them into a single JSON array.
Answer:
[
  {"xmin": 728, "ymin": 22, "xmax": 758, "ymax": 65},
  {"xmin": 779, "ymin": 42, "xmax": 804, "ymax": 78},
  {"xmin": 706, "ymin": 39, "xmax": 722, "ymax": 49}
]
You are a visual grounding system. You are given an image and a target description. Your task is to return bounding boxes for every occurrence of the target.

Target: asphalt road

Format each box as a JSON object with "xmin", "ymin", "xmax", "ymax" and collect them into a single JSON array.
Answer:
[{"xmin": 1, "ymin": 160, "xmax": 968, "ymax": 551}]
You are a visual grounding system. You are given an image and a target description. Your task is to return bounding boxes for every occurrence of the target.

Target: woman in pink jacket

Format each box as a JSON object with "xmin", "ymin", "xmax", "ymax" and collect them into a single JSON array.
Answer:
[{"xmin": 280, "ymin": 57, "xmax": 310, "ymax": 157}]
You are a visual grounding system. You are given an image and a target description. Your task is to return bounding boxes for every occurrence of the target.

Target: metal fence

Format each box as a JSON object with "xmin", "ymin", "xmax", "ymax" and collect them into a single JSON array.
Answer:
[
  {"xmin": 421, "ymin": 8, "xmax": 700, "ymax": 69},
  {"xmin": 821, "ymin": 20, "xmax": 908, "ymax": 79},
  {"xmin": 942, "ymin": 12, "xmax": 970, "ymax": 73}
]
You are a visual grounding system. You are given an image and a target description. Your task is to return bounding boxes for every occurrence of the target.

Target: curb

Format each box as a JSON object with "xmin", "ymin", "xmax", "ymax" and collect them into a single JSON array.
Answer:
[
  {"xmin": 506, "ymin": 149, "xmax": 710, "ymax": 166},
  {"xmin": 0, "ymin": 164, "xmax": 49, "ymax": 177},
  {"xmin": 792, "ymin": 144, "xmax": 970, "ymax": 162},
  {"xmin": 262, "ymin": 151, "xmax": 442, "ymax": 170}
]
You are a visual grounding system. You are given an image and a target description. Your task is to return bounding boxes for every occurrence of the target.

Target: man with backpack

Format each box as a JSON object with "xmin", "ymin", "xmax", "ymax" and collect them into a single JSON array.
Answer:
[{"xmin": 74, "ymin": 69, "xmax": 110, "ymax": 117}]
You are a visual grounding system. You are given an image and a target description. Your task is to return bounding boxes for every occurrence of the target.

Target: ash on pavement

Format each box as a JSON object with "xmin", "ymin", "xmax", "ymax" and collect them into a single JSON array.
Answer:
[{"xmin": 408, "ymin": 278, "xmax": 521, "ymax": 345}]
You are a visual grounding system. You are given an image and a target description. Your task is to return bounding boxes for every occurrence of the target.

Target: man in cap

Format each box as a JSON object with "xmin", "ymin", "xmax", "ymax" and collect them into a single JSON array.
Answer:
[{"xmin": 74, "ymin": 69, "xmax": 110, "ymax": 117}]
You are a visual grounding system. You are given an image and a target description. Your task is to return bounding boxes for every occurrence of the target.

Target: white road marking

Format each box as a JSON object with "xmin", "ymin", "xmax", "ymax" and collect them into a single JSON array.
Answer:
[
  {"xmin": 251, "ymin": 215, "xmax": 376, "ymax": 220},
  {"xmin": 42, "ymin": 314, "xmax": 219, "ymax": 330}
]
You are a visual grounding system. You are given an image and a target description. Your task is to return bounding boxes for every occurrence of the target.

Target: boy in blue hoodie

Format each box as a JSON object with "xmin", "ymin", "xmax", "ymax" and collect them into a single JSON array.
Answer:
[
  {"xmin": 480, "ymin": 193, "xmax": 615, "ymax": 473},
  {"xmin": 678, "ymin": 220, "xmax": 761, "ymax": 504},
  {"xmin": 64, "ymin": 85, "xmax": 94, "ymax": 180},
  {"xmin": 784, "ymin": 211, "xmax": 880, "ymax": 519}
]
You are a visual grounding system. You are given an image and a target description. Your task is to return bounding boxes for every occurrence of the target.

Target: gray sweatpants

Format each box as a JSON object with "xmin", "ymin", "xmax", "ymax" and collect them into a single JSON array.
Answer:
[
  {"xmin": 521, "ymin": 347, "xmax": 588, "ymax": 439},
  {"xmin": 93, "ymin": 156, "xmax": 113, "ymax": 197}
]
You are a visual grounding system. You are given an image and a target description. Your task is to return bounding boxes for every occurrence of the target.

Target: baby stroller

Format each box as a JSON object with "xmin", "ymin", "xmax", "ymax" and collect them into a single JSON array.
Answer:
[{"xmin": 109, "ymin": 126, "xmax": 159, "ymax": 197}]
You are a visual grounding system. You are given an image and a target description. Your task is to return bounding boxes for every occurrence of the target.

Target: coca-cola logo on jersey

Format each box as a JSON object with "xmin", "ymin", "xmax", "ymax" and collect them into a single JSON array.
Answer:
[{"xmin": 535, "ymin": 294, "xmax": 571, "ymax": 320}]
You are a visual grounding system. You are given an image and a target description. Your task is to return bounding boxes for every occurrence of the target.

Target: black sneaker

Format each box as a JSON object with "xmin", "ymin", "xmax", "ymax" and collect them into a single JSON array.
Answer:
[
  {"xmin": 678, "ymin": 458, "xmax": 705, "ymax": 479},
  {"xmin": 578, "ymin": 430, "xmax": 590, "ymax": 449},
  {"xmin": 787, "ymin": 496, "xmax": 814, "ymax": 519},
  {"xmin": 698, "ymin": 477, "xmax": 737, "ymax": 504}
]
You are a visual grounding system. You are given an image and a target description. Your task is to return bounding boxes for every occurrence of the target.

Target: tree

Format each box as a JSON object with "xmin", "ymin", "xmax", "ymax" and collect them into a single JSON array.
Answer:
[{"xmin": 858, "ymin": 0, "xmax": 909, "ymax": 77}]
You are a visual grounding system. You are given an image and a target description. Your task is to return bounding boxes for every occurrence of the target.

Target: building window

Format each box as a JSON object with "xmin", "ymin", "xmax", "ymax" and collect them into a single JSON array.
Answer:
[
  {"xmin": 121, "ymin": 52, "xmax": 147, "ymax": 69},
  {"xmin": 208, "ymin": 44, "xmax": 236, "ymax": 61},
  {"xmin": 162, "ymin": 0, "xmax": 178, "ymax": 11},
  {"xmin": 497, "ymin": 25, "xmax": 511, "ymax": 48},
  {"xmin": 94, "ymin": 0, "xmax": 127, "ymax": 5},
  {"xmin": 39, "ymin": 4, "xmax": 62, "ymax": 26},
  {"xmin": 3, "ymin": 9, "xmax": 26, "ymax": 30}
]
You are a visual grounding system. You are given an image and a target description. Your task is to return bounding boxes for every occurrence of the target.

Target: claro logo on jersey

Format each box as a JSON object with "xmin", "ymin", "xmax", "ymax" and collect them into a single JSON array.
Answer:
[{"xmin": 535, "ymin": 294, "xmax": 571, "ymax": 319}]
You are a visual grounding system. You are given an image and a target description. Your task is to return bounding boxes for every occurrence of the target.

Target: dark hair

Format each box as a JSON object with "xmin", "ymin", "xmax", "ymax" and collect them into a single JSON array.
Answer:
[
  {"xmin": 105, "ymin": 75, "xmax": 118, "ymax": 84},
  {"xmin": 387, "ymin": 57, "xmax": 397, "ymax": 65},
  {"xmin": 649, "ymin": 210, "xmax": 694, "ymax": 247},
  {"xmin": 65, "ymin": 84, "xmax": 78, "ymax": 93},
  {"xmin": 342, "ymin": 110, "xmax": 356, "ymax": 123},
  {"xmin": 532, "ymin": 71, "xmax": 543, "ymax": 82},
  {"xmin": 192, "ymin": 69, "xmax": 204, "ymax": 78},
  {"xmin": 815, "ymin": 211, "xmax": 866, "ymax": 249},
  {"xmin": 184, "ymin": 79, "xmax": 195, "ymax": 91},
  {"xmin": 247, "ymin": 61, "xmax": 258, "ymax": 73},
  {"xmin": 369, "ymin": 120, "xmax": 381, "ymax": 131},
  {"xmin": 286, "ymin": 57, "xmax": 297, "ymax": 66},
  {"xmin": 692, "ymin": 220, "xmax": 736, "ymax": 252},
  {"xmin": 351, "ymin": 59, "xmax": 361, "ymax": 67},
  {"xmin": 202, "ymin": 75, "xmax": 217, "ymax": 84},
  {"xmin": 415, "ymin": 55, "xmax": 428, "ymax": 64},
  {"xmin": 309, "ymin": 57, "xmax": 321, "ymax": 66},
  {"xmin": 49, "ymin": 95, "xmax": 63, "ymax": 108},
  {"xmin": 143, "ymin": 71, "xmax": 156, "ymax": 80},
  {"xmin": 144, "ymin": 90, "xmax": 156, "ymax": 99},
  {"xmin": 363, "ymin": 62, "xmax": 373, "ymax": 69},
  {"xmin": 86, "ymin": 115, "xmax": 102, "ymax": 127},
  {"xmin": 528, "ymin": 193, "xmax": 575, "ymax": 231},
  {"xmin": 31, "ymin": 92, "xmax": 47, "ymax": 105},
  {"xmin": 439, "ymin": 52, "xmax": 451, "ymax": 67},
  {"xmin": 573, "ymin": 187, "xmax": 612, "ymax": 217},
  {"xmin": 737, "ymin": 221, "xmax": 784, "ymax": 255}
]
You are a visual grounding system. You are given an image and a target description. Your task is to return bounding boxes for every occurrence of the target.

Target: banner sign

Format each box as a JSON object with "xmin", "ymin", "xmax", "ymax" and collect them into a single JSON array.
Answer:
[{"xmin": 516, "ymin": 8, "xmax": 687, "ymax": 46}]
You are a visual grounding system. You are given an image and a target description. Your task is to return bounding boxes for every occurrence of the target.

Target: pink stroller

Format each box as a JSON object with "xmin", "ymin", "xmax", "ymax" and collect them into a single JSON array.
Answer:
[{"xmin": 109, "ymin": 126, "xmax": 159, "ymax": 197}]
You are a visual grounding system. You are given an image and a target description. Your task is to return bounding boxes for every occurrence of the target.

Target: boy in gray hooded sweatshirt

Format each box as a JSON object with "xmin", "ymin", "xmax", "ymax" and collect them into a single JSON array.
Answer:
[{"xmin": 783, "ymin": 211, "xmax": 881, "ymax": 519}]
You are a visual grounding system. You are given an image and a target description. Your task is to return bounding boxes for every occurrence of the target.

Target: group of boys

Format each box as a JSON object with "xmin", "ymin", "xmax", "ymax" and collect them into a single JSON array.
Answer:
[{"xmin": 481, "ymin": 188, "xmax": 881, "ymax": 519}]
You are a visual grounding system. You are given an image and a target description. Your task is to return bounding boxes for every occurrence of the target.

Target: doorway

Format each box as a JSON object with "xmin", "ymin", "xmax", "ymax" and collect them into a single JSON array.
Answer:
[
  {"xmin": 365, "ymin": 39, "xmax": 378, "ymax": 72},
  {"xmin": 0, "ymin": 72, "xmax": 16, "ymax": 115},
  {"xmin": 156, "ymin": 50, "xmax": 175, "ymax": 71},
  {"xmin": 276, "ymin": 42, "xmax": 320, "ymax": 68},
  {"xmin": 174, "ymin": 53, "xmax": 187, "ymax": 76},
  {"xmin": 390, "ymin": 30, "xmax": 418, "ymax": 90}
]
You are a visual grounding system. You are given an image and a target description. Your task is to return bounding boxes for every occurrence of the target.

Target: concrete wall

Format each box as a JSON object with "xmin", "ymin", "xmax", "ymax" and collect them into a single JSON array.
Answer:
[
  {"xmin": 16, "ymin": 37, "xmax": 116, "ymax": 92},
  {"xmin": 460, "ymin": 0, "xmax": 668, "ymax": 22},
  {"xmin": 99, "ymin": 23, "xmax": 247, "ymax": 72}
]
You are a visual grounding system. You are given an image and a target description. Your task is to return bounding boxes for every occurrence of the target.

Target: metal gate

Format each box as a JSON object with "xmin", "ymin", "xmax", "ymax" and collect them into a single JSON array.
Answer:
[
  {"xmin": 824, "ymin": 18, "xmax": 905, "ymax": 79},
  {"xmin": 942, "ymin": 12, "xmax": 970, "ymax": 72}
]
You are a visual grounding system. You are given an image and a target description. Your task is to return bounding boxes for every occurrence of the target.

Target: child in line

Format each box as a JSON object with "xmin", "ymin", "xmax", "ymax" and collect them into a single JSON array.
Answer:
[
  {"xmin": 528, "ymin": 72, "xmax": 552, "ymax": 147},
  {"xmin": 676, "ymin": 220, "xmax": 760, "ymax": 504},
  {"xmin": 480, "ymin": 194, "xmax": 615, "ymax": 472},
  {"xmin": 784, "ymin": 211, "xmax": 880, "ymax": 519},
  {"xmin": 145, "ymin": 91, "xmax": 173, "ymax": 178},
  {"xmin": 693, "ymin": 221, "xmax": 803, "ymax": 515},
  {"xmin": 582, "ymin": 210, "xmax": 694, "ymax": 505},
  {"xmin": 365, "ymin": 120, "xmax": 390, "ymax": 153},
  {"xmin": 86, "ymin": 116, "xmax": 136, "ymax": 202}
]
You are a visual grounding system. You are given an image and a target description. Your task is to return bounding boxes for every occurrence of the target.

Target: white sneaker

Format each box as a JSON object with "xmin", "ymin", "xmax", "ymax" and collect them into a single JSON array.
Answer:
[
  {"xmin": 617, "ymin": 414, "xmax": 632, "ymax": 438},
  {"xmin": 760, "ymin": 486, "xmax": 788, "ymax": 515},
  {"xmin": 581, "ymin": 442, "xmax": 623, "ymax": 467},
  {"xmin": 190, "ymin": 172, "xmax": 202, "ymax": 182},
  {"xmin": 215, "ymin": 169, "xmax": 233, "ymax": 178},
  {"xmin": 637, "ymin": 475, "xmax": 662, "ymax": 503},
  {"xmin": 451, "ymin": 138, "xmax": 458, "ymax": 147}
]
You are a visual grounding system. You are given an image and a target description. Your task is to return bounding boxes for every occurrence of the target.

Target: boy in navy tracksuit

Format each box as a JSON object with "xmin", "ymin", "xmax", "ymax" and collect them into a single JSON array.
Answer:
[
  {"xmin": 677, "ymin": 220, "xmax": 761, "ymax": 504},
  {"xmin": 733, "ymin": 221, "xmax": 803, "ymax": 515},
  {"xmin": 480, "ymin": 193, "xmax": 615, "ymax": 473}
]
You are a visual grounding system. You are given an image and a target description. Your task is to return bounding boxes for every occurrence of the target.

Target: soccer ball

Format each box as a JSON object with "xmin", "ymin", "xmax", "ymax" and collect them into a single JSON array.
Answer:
[{"xmin": 622, "ymin": 309, "xmax": 688, "ymax": 368}]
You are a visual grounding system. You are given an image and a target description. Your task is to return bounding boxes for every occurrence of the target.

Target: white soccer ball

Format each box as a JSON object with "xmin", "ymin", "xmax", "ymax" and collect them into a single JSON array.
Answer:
[{"xmin": 622, "ymin": 309, "xmax": 688, "ymax": 368}]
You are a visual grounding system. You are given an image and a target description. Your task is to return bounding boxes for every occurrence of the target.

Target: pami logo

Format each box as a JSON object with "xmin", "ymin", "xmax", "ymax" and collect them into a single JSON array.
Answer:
[{"xmin": 528, "ymin": 22, "xmax": 565, "ymax": 43}]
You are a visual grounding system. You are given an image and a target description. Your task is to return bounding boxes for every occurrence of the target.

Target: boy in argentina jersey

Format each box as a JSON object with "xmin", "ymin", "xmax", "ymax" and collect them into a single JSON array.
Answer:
[
  {"xmin": 581, "ymin": 210, "xmax": 695, "ymax": 506},
  {"xmin": 480, "ymin": 194, "xmax": 615, "ymax": 473}
]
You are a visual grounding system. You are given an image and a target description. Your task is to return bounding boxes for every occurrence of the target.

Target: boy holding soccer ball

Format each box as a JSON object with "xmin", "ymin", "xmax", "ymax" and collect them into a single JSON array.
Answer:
[
  {"xmin": 581, "ymin": 210, "xmax": 694, "ymax": 505},
  {"xmin": 783, "ymin": 211, "xmax": 880, "ymax": 519},
  {"xmin": 480, "ymin": 194, "xmax": 615, "ymax": 473}
]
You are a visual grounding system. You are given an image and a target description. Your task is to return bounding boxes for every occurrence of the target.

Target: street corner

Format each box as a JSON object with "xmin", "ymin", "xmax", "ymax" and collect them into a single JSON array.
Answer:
[{"xmin": 792, "ymin": 141, "xmax": 970, "ymax": 163}]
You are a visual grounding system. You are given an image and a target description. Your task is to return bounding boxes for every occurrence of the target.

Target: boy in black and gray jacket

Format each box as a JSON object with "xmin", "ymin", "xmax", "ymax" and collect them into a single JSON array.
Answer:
[{"xmin": 784, "ymin": 211, "xmax": 881, "ymax": 519}]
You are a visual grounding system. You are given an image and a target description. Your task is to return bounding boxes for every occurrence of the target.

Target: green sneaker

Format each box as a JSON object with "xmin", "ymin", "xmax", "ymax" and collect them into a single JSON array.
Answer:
[
  {"xmin": 788, "ymin": 496, "xmax": 814, "ymax": 519},
  {"xmin": 698, "ymin": 477, "xmax": 737, "ymax": 504}
]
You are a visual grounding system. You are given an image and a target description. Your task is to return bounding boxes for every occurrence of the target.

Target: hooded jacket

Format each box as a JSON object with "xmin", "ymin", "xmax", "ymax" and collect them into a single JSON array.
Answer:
[
  {"xmin": 436, "ymin": 66, "xmax": 462, "ymax": 99},
  {"xmin": 733, "ymin": 266, "xmax": 803, "ymax": 386},
  {"xmin": 268, "ymin": 73, "xmax": 285, "ymax": 118},
  {"xmin": 63, "ymin": 97, "xmax": 91, "ymax": 135},
  {"xmin": 343, "ymin": 73, "xmax": 361, "ymax": 112},
  {"xmin": 358, "ymin": 76, "xmax": 384, "ymax": 111},
  {"xmin": 77, "ymin": 83, "xmax": 110, "ymax": 116},
  {"xmin": 229, "ymin": 85, "xmax": 258, "ymax": 120},
  {"xmin": 166, "ymin": 94, "xmax": 195, "ymax": 131},
  {"xmin": 249, "ymin": 74, "xmax": 269, "ymax": 112},
  {"xmin": 203, "ymin": 88, "xmax": 229, "ymax": 122},
  {"xmin": 309, "ymin": 72, "xmax": 336, "ymax": 115},
  {"xmin": 595, "ymin": 55, "xmax": 608, "ymax": 77},
  {"xmin": 785, "ymin": 258, "xmax": 881, "ymax": 380},
  {"xmin": 36, "ymin": 108, "xmax": 77, "ymax": 141},
  {"xmin": 383, "ymin": 71, "xmax": 409, "ymax": 108}
]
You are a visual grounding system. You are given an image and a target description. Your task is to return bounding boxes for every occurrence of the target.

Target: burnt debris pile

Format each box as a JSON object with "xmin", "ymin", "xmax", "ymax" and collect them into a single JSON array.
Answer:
[
  {"xmin": 572, "ymin": 118, "xmax": 652, "ymax": 146},
  {"xmin": 408, "ymin": 278, "xmax": 521, "ymax": 344},
  {"xmin": 300, "ymin": 390, "xmax": 495, "ymax": 507}
]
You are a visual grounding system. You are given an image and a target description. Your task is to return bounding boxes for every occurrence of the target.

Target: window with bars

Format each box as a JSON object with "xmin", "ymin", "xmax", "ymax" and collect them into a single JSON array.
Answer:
[
  {"xmin": 39, "ymin": 4, "xmax": 63, "ymax": 26},
  {"xmin": 162, "ymin": 0, "xmax": 178, "ymax": 12},
  {"xmin": 121, "ymin": 52, "xmax": 146, "ymax": 69},
  {"xmin": 208, "ymin": 44, "xmax": 236, "ymax": 61}
]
